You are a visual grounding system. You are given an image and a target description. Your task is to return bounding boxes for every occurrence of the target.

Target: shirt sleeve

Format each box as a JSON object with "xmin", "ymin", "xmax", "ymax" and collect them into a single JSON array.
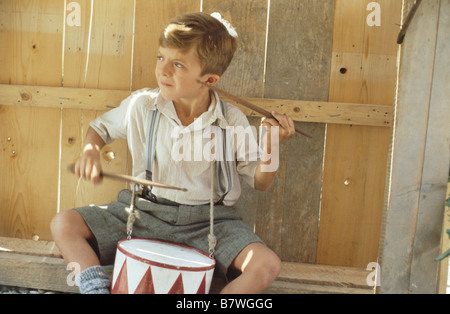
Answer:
[{"xmin": 89, "ymin": 94, "xmax": 133, "ymax": 144}]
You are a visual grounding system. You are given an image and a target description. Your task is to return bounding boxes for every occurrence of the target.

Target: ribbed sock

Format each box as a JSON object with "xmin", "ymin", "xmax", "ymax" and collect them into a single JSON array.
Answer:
[{"xmin": 77, "ymin": 265, "xmax": 111, "ymax": 294}]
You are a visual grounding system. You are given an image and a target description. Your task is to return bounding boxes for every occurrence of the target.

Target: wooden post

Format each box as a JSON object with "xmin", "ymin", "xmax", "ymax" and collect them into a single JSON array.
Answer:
[{"xmin": 377, "ymin": 0, "xmax": 450, "ymax": 294}]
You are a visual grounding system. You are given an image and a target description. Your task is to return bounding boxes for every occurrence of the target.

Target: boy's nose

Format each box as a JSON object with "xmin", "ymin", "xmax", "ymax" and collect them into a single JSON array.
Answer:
[{"xmin": 158, "ymin": 62, "xmax": 173, "ymax": 77}]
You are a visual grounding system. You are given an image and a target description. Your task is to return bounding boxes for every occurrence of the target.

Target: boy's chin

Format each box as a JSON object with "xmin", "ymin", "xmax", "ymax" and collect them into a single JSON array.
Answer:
[{"xmin": 159, "ymin": 88, "xmax": 175, "ymax": 101}]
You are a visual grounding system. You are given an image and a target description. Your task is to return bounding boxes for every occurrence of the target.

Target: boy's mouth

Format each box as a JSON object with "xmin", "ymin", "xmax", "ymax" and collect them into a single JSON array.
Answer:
[{"xmin": 160, "ymin": 81, "xmax": 173, "ymax": 88}]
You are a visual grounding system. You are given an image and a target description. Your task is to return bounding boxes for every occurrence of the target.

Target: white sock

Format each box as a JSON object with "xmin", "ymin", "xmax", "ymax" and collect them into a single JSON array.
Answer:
[{"xmin": 77, "ymin": 265, "xmax": 110, "ymax": 294}]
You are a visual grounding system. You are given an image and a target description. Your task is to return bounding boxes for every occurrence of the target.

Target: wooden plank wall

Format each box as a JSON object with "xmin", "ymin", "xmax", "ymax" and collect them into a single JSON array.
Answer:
[
  {"xmin": 317, "ymin": 0, "xmax": 401, "ymax": 267},
  {"xmin": 0, "ymin": 0, "xmax": 202, "ymax": 241},
  {"xmin": 0, "ymin": 0, "xmax": 401, "ymax": 268},
  {"xmin": 0, "ymin": 0, "xmax": 63, "ymax": 240}
]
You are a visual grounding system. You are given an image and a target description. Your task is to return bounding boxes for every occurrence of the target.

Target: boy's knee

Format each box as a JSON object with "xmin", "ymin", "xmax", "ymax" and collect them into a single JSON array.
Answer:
[
  {"xmin": 51, "ymin": 211, "xmax": 68, "ymax": 239},
  {"xmin": 51, "ymin": 212, "xmax": 63, "ymax": 234},
  {"xmin": 50, "ymin": 210, "xmax": 85, "ymax": 239},
  {"xmin": 264, "ymin": 254, "xmax": 282, "ymax": 280},
  {"xmin": 252, "ymin": 252, "xmax": 281, "ymax": 285}
]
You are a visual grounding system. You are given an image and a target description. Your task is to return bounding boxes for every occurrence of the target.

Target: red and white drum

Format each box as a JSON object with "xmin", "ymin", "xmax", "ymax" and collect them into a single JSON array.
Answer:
[{"xmin": 110, "ymin": 238, "xmax": 216, "ymax": 294}]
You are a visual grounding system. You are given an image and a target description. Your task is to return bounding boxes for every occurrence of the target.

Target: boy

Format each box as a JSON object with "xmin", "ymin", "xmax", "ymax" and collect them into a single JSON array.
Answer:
[{"xmin": 51, "ymin": 12, "xmax": 295, "ymax": 294}]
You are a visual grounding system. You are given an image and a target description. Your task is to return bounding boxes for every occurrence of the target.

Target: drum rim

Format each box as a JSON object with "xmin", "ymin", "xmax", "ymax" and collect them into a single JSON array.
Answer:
[{"xmin": 117, "ymin": 238, "xmax": 216, "ymax": 272}]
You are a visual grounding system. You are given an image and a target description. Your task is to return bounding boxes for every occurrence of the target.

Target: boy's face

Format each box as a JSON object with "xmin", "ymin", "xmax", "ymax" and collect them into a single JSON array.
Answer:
[{"xmin": 155, "ymin": 46, "xmax": 210, "ymax": 104}]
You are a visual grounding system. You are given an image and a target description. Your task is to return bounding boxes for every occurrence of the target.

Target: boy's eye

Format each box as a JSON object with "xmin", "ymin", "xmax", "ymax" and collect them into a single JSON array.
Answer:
[
  {"xmin": 157, "ymin": 55, "xmax": 163, "ymax": 61},
  {"xmin": 174, "ymin": 62, "xmax": 183, "ymax": 68}
]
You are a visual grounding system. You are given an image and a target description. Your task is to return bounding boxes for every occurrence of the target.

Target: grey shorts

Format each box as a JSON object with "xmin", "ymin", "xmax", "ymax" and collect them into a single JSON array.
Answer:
[{"xmin": 75, "ymin": 189, "xmax": 263, "ymax": 273}]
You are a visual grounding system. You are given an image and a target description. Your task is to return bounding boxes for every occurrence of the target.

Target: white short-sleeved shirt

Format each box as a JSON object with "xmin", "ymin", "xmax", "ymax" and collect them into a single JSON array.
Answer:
[{"xmin": 90, "ymin": 88, "xmax": 260, "ymax": 206}]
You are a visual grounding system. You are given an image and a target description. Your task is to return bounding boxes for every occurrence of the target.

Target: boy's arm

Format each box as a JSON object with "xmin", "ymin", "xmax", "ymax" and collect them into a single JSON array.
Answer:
[
  {"xmin": 254, "ymin": 111, "xmax": 295, "ymax": 191},
  {"xmin": 254, "ymin": 163, "xmax": 278, "ymax": 191},
  {"xmin": 75, "ymin": 127, "xmax": 106, "ymax": 185}
]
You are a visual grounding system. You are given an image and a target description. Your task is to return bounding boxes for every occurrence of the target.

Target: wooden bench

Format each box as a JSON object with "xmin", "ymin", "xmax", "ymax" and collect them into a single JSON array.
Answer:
[{"xmin": 0, "ymin": 237, "xmax": 373, "ymax": 294}]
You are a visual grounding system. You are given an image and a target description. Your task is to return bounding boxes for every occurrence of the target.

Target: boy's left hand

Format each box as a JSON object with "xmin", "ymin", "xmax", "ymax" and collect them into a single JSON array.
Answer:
[{"xmin": 261, "ymin": 111, "xmax": 296, "ymax": 144}]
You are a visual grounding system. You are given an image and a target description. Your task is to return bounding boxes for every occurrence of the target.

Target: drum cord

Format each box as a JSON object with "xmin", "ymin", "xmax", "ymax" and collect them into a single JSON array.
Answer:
[{"xmin": 126, "ymin": 184, "xmax": 137, "ymax": 240}]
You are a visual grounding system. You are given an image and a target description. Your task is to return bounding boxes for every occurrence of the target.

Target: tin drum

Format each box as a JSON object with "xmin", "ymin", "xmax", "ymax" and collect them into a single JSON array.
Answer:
[{"xmin": 110, "ymin": 238, "xmax": 216, "ymax": 294}]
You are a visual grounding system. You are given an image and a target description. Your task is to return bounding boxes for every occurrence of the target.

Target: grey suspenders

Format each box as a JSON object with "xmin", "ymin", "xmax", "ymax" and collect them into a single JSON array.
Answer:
[
  {"xmin": 216, "ymin": 101, "xmax": 233, "ymax": 204},
  {"xmin": 143, "ymin": 100, "xmax": 233, "ymax": 204},
  {"xmin": 142, "ymin": 109, "xmax": 161, "ymax": 202}
]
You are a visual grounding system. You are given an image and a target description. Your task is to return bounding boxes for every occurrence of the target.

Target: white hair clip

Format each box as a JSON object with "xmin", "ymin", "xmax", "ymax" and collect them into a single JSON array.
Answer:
[{"xmin": 210, "ymin": 12, "xmax": 238, "ymax": 38}]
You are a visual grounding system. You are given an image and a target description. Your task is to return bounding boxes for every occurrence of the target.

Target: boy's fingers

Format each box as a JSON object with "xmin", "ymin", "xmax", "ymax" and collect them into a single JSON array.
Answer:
[
  {"xmin": 267, "ymin": 111, "xmax": 296, "ymax": 138},
  {"xmin": 270, "ymin": 111, "xmax": 290, "ymax": 131},
  {"xmin": 287, "ymin": 116, "xmax": 295, "ymax": 133},
  {"xmin": 261, "ymin": 116, "xmax": 279, "ymax": 127},
  {"xmin": 90, "ymin": 164, "xmax": 103, "ymax": 185},
  {"xmin": 286, "ymin": 116, "xmax": 295, "ymax": 136}
]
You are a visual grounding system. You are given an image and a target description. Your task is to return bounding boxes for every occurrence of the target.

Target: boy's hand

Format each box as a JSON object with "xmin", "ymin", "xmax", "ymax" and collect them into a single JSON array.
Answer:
[
  {"xmin": 261, "ymin": 111, "xmax": 295, "ymax": 144},
  {"xmin": 75, "ymin": 144, "xmax": 103, "ymax": 185}
]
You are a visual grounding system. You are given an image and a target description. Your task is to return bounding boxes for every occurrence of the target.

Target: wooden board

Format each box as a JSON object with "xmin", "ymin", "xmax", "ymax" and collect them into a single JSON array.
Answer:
[
  {"xmin": 0, "ymin": 0, "xmax": 63, "ymax": 241},
  {"xmin": 203, "ymin": 0, "xmax": 268, "ymax": 98},
  {"xmin": 0, "ymin": 236, "xmax": 61, "ymax": 258},
  {"xmin": 439, "ymin": 183, "xmax": 450, "ymax": 294},
  {"xmin": 0, "ymin": 0, "xmax": 63, "ymax": 85},
  {"xmin": 0, "ymin": 106, "xmax": 61, "ymax": 240},
  {"xmin": 377, "ymin": 0, "xmax": 450, "ymax": 293},
  {"xmin": 0, "ymin": 84, "xmax": 393, "ymax": 126},
  {"xmin": 83, "ymin": 0, "xmax": 134, "ymax": 90},
  {"xmin": 259, "ymin": 0, "xmax": 333, "ymax": 263},
  {"xmin": 408, "ymin": 0, "xmax": 449, "ymax": 293},
  {"xmin": 59, "ymin": 0, "xmax": 135, "ymax": 213},
  {"xmin": 317, "ymin": 0, "xmax": 402, "ymax": 267},
  {"xmin": 63, "ymin": 0, "xmax": 92, "ymax": 88}
]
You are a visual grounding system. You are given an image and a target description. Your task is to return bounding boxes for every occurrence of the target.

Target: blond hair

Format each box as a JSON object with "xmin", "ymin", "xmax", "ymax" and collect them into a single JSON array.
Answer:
[{"xmin": 159, "ymin": 12, "xmax": 238, "ymax": 76}]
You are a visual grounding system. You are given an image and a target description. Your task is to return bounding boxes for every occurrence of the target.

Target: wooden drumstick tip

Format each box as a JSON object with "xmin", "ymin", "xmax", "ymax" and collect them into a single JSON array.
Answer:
[{"xmin": 67, "ymin": 163, "xmax": 75, "ymax": 173}]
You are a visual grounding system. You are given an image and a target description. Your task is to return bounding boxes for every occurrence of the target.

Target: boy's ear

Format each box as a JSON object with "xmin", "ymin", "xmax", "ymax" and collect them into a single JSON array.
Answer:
[{"xmin": 201, "ymin": 74, "xmax": 220, "ymax": 86}]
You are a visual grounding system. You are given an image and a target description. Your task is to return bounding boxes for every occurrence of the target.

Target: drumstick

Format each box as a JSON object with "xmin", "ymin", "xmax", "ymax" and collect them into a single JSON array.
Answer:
[
  {"xmin": 197, "ymin": 80, "xmax": 313, "ymax": 138},
  {"xmin": 67, "ymin": 164, "xmax": 188, "ymax": 192}
]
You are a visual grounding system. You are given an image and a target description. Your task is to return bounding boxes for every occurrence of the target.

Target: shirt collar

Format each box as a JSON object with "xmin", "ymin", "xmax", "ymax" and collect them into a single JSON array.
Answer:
[{"xmin": 154, "ymin": 89, "xmax": 229, "ymax": 130}]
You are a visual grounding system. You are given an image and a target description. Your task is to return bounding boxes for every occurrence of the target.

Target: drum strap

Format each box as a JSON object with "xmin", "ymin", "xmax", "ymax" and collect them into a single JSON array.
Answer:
[
  {"xmin": 208, "ymin": 99, "xmax": 234, "ymax": 255},
  {"xmin": 216, "ymin": 100, "xmax": 234, "ymax": 205},
  {"xmin": 208, "ymin": 161, "xmax": 217, "ymax": 256},
  {"xmin": 128, "ymin": 109, "xmax": 161, "ymax": 239},
  {"xmin": 142, "ymin": 109, "xmax": 161, "ymax": 201}
]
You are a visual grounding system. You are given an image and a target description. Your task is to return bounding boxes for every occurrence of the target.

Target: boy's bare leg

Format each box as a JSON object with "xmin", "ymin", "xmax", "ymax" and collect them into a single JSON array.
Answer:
[
  {"xmin": 220, "ymin": 242, "xmax": 281, "ymax": 294},
  {"xmin": 51, "ymin": 209, "xmax": 100, "ymax": 271},
  {"xmin": 51, "ymin": 209, "xmax": 111, "ymax": 293}
]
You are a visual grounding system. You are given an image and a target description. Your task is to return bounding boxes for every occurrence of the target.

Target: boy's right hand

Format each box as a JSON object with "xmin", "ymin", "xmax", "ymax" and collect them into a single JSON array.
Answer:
[{"xmin": 75, "ymin": 145, "xmax": 103, "ymax": 185}]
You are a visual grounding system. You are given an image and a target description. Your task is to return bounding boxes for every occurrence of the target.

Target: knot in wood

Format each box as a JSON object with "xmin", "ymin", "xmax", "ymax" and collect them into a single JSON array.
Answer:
[{"xmin": 20, "ymin": 92, "xmax": 31, "ymax": 101}]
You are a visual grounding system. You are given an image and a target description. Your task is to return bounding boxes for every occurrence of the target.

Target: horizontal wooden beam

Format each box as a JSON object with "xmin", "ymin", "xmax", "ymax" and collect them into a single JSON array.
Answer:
[
  {"xmin": 238, "ymin": 97, "xmax": 392, "ymax": 127},
  {"xmin": 0, "ymin": 84, "xmax": 392, "ymax": 127},
  {"xmin": 0, "ymin": 84, "xmax": 128, "ymax": 111}
]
